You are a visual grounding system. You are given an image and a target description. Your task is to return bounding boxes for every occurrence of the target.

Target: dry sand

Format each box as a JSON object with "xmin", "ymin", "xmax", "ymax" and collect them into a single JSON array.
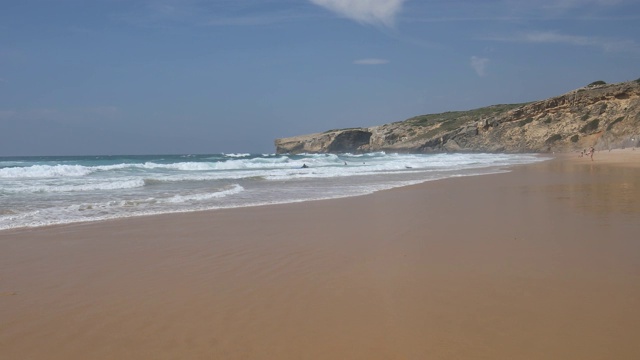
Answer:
[{"xmin": 1, "ymin": 150, "xmax": 639, "ymax": 359}]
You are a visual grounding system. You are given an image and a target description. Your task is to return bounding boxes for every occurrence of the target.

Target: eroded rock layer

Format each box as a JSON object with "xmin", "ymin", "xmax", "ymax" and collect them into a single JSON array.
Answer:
[{"xmin": 275, "ymin": 80, "xmax": 640, "ymax": 154}]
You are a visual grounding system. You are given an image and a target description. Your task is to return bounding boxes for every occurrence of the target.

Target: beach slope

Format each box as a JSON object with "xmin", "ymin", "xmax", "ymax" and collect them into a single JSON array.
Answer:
[{"xmin": 2, "ymin": 150, "xmax": 640, "ymax": 359}]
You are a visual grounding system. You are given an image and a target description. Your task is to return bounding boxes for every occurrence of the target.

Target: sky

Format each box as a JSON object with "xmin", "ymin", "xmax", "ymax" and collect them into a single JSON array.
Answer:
[{"xmin": 1, "ymin": 0, "xmax": 639, "ymax": 155}]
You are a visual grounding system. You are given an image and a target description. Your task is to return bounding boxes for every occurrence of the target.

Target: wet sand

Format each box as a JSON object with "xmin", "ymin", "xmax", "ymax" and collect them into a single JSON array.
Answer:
[{"xmin": 2, "ymin": 150, "xmax": 640, "ymax": 359}]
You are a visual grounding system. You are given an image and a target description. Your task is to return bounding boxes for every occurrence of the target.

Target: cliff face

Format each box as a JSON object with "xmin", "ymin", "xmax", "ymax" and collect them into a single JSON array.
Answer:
[{"xmin": 275, "ymin": 79, "xmax": 640, "ymax": 154}]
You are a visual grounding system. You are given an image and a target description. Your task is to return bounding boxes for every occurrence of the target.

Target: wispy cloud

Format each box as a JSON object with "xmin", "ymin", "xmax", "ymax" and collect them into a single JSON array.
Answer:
[
  {"xmin": 484, "ymin": 30, "xmax": 640, "ymax": 53},
  {"xmin": 0, "ymin": 107, "xmax": 119, "ymax": 124},
  {"xmin": 114, "ymin": 1, "xmax": 193, "ymax": 27},
  {"xmin": 505, "ymin": 0, "xmax": 640, "ymax": 21},
  {"xmin": 353, "ymin": 58, "xmax": 389, "ymax": 65},
  {"xmin": 504, "ymin": 0, "xmax": 623, "ymax": 13},
  {"xmin": 206, "ymin": 10, "xmax": 312, "ymax": 26},
  {"xmin": 309, "ymin": 0, "xmax": 406, "ymax": 27},
  {"xmin": 540, "ymin": 0, "xmax": 623, "ymax": 10},
  {"xmin": 470, "ymin": 56, "xmax": 489, "ymax": 77},
  {"xmin": 115, "ymin": 0, "xmax": 315, "ymax": 28},
  {"xmin": 401, "ymin": 0, "xmax": 639, "ymax": 23},
  {"xmin": 0, "ymin": 110, "xmax": 17, "ymax": 120}
]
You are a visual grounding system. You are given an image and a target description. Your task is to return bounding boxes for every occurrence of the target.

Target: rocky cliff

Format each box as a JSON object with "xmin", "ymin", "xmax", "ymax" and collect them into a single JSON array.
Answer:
[{"xmin": 275, "ymin": 79, "xmax": 640, "ymax": 154}]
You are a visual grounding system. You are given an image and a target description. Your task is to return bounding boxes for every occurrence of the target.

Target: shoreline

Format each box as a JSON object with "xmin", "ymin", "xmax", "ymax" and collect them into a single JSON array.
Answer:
[
  {"xmin": 0, "ymin": 153, "xmax": 548, "ymax": 234},
  {"xmin": 2, "ymin": 149, "xmax": 639, "ymax": 359}
]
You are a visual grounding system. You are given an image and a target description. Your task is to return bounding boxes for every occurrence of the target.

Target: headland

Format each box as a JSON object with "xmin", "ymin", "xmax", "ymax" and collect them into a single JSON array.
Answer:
[{"xmin": 275, "ymin": 79, "xmax": 640, "ymax": 154}]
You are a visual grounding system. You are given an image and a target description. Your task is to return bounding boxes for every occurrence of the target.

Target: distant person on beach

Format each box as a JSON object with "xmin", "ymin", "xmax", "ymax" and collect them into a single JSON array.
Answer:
[{"xmin": 588, "ymin": 146, "xmax": 595, "ymax": 161}]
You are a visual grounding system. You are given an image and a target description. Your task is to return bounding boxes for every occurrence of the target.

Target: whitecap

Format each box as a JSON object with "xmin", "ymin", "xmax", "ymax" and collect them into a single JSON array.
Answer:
[
  {"xmin": 161, "ymin": 184, "xmax": 244, "ymax": 204},
  {"xmin": 0, "ymin": 164, "xmax": 93, "ymax": 178}
]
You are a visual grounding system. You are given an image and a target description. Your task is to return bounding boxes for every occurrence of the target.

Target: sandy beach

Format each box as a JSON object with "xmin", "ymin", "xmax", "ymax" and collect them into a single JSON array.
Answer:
[{"xmin": 1, "ymin": 149, "xmax": 639, "ymax": 360}]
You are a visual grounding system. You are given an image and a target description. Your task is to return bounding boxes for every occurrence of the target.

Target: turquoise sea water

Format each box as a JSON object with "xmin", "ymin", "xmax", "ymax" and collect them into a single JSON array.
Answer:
[{"xmin": 0, "ymin": 152, "xmax": 547, "ymax": 230}]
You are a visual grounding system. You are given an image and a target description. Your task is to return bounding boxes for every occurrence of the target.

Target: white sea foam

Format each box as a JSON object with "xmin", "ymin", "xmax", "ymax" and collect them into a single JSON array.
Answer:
[
  {"xmin": 6, "ymin": 178, "xmax": 146, "ymax": 194},
  {"xmin": 162, "ymin": 184, "xmax": 244, "ymax": 204},
  {"xmin": 0, "ymin": 152, "xmax": 548, "ymax": 230},
  {"xmin": 0, "ymin": 164, "xmax": 94, "ymax": 178}
]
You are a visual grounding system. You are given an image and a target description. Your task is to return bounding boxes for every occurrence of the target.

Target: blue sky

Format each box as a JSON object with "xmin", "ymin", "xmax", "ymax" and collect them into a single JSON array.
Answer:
[{"xmin": 1, "ymin": 0, "xmax": 639, "ymax": 155}]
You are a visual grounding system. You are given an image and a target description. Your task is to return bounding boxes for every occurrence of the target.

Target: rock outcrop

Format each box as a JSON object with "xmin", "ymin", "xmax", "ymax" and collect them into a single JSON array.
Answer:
[{"xmin": 275, "ymin": 79, "xmax": 640, "ymax": 154}]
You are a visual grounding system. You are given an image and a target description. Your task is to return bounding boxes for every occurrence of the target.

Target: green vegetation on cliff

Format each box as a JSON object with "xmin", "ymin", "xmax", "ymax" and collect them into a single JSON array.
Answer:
[
  {"xmin": 405, "ymin": 103, "xmax": 525, "ymax": 129},
  {"xmin": 275, "ymin": 78, "xmax": 640, "ymax": 154}
]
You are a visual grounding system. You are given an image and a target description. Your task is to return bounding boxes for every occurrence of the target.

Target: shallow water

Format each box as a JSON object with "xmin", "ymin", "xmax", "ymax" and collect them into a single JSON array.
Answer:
[{"xmin": 0, "ymin": 152, "xmax": 547, "ymax": 230}]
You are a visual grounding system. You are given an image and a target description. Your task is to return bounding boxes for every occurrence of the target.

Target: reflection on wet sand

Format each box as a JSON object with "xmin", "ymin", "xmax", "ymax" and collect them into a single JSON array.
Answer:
[
  {"xmin": 517, "ymin": 152, "xmax": 640, "ymax": 218},
  {"xmin": 2, "ymin": 149, "xmax": 639, "ymax": 360}
]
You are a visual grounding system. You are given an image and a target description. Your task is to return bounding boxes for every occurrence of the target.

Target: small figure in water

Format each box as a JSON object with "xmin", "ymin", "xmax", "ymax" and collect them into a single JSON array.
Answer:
[{"xmin": 301, "ymin": 163, "xmax": 308, "ymax": 168}]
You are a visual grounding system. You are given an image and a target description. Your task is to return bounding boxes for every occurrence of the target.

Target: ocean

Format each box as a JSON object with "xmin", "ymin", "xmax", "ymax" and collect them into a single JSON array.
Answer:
[{"xmin": 0, "ymin": 152, "xmax": 547, "ymax": 230}]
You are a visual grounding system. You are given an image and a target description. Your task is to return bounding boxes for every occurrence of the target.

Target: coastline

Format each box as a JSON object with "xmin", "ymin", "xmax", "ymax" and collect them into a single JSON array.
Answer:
[
  {"xmin": 2, "ymin": 150, "xmax": 639, "ymax": 359},
  {"xmin": 0, "ymin": 152, "xmax": 543, "ymax": 231}
]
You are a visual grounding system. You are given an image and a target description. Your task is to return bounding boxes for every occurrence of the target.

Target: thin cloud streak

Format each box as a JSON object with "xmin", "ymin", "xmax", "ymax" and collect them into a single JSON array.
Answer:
[
  {"xmin": 353, "ymin": 58, "xmax": 389, "ymax": 65},
  {"xmin": 540, "ymin": 0, "xmax": 623, "ymax": 10},
  {"xmin": 309, "ymin": 0, "xmax": 406, "ymax": 27},
  {"xmin": 399, "ymin": 1, "xmax": 640, "ymax": 23},
  {"xmin": 483, "ymin": 30, "xmax": 640, "ymax": 54},
  {"xmin": 405, "ymin": 16, "xmax": 524, "ymax": 23},
  {"xmin": 0, "ymin": 107, "xmax": 120, "ymax": 124},
  {"xmin": 115, "ymin": 0, "xmax": 318, "ymax": 28},
  {"xmin": 205, "ymin": 11, "xmax": 313, "ymax": 26}
]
